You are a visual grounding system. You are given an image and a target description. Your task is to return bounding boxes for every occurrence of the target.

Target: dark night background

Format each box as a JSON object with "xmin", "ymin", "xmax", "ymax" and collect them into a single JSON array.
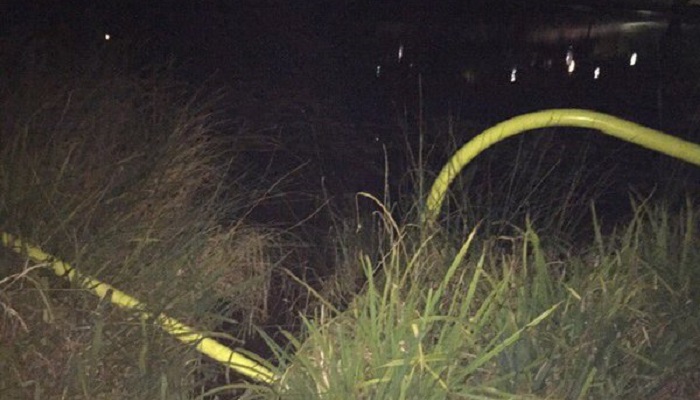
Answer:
[
  {"xmin": 4, "ymin": 1, "xmax": 699, "ymax": 119},
  {"xmin": 3, "ymin": 0, "xmax": 700, "ymax": 216}
]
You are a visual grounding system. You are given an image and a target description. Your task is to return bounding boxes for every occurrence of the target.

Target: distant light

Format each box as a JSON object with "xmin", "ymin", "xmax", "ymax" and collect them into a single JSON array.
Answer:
[
  {"xmin": 629, "ymin": 52, "xmax": 638, "ymax": 66},
  {"xmin": 376, "ymin": 65, "xmax": 381, "ymax": 77},
  {"xmin": 565, "ymin": 47, "xmax": 574, "ymax": 66},
  {"xmin": 594, "ymin": 66, "xmax": 601, "ymax": 79},
  {"xmin": 398, "ymin": 44, "xmax": 404, "ymax": 62},
  {"xmin": 565, "ymin": 46, "xmax": 575, "ymax": 75},
  {"xmin": 510, "ymin": 67, "xmax": 517, "ymax": 83},
  {"xmin": 104, "ymin": 33, "xmax": 111, "ymax": 41}
]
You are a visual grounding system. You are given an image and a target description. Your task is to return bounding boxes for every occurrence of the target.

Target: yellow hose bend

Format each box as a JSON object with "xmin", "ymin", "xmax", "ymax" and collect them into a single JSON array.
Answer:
[
  {"xmin": 425, "ymin": 109, "xmax": 700, "ymax": 223},
  {"xmin": 0, "ymin": 232, "xmax": 276, "ymax": 383}
]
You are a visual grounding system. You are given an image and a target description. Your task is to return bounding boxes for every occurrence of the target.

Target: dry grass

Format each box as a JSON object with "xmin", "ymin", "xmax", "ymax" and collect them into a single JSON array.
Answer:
[{"xmin": 0, "ymin": 51, "xmax": 286, "ymax": 398}]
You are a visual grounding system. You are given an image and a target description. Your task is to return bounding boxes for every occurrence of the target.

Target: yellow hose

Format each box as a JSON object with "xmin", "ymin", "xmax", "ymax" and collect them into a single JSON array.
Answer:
[
  {"xmin": 425, "ymin": 109, "xmax": 700, "ymax": 223},
  {"xmin": 0, "ymin": 232, "xmax": 276, "ymax": 384}
]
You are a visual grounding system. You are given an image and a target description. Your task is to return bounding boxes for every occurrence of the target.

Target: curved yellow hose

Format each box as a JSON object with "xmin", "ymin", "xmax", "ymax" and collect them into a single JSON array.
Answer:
[
  {"xmin": 0, "ymin": 232, "xmax": 276, "ymax": 384},
  {"xmin": 425, "ymin": 109, "xmax": 700, "ymax": 223}
]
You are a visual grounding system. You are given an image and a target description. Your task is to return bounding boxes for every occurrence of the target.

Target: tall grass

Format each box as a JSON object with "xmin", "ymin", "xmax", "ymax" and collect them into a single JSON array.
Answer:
[
  {"xmin": 236, "ymin": 106, "xmax": 700, "ymax": 399},
  {"xmin": 0, "ymin": 56, "xmax": 284, "ymax": 398},
  {"xmin": 245, "ymin": 192, "xmax": 699, "ymax": 399},
  {"xmin": 2, "ymin": 34, "xmax": 699, "ymax": 399}
]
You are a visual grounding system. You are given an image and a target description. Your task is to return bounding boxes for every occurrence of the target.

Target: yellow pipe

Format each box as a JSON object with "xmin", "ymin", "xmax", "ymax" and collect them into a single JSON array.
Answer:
[
  {"xmin": 0, "ymin": 232, "xmax": 276, "ymax": 384},
  {"xmin": 425, "ymin": 109, "xmax": 700, "ymax": 223}
]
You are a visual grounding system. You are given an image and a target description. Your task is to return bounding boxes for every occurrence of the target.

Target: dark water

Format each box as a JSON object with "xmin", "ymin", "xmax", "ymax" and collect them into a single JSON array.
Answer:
[{"xmin": 10, "ymin": 1, "xmax": 698, "ymax": 141}]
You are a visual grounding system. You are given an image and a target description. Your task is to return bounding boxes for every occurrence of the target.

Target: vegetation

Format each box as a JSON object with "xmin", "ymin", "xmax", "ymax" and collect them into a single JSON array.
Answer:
[
  {"xmin": 0, "ymin": 49, "xmax": 288, "ymax": 398},
  {"xmin": 261, "ymin": 197, "xmax": 700, "ymax": 399},
  {"xmin": 1, "ymin": 39, "xmax": 699, "ymax": 399}
]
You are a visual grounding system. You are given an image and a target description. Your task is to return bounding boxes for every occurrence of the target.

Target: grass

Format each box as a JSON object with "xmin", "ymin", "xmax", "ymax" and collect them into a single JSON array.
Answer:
[
  {"xmin": 1, "ymin": 38, "xmax": 699, "ymax": 399},
  {"xmin": 250, "ymin": 195, "xmax": 699, "ymax": 399},
  {"xmin": 0, "ymin": 49, "xmax": 290, "ymax": 398}
]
